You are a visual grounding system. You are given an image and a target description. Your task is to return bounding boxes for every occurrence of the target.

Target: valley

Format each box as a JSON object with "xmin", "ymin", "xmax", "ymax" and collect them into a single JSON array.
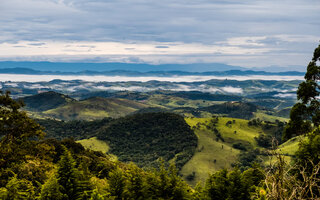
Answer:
[
  {"xmin": 13, "ymin": 87, "xmax": 299, "ymax": 185},
  {"xmin": 1, "ymin": 69, "xmax": 315, "ymax": 199}
]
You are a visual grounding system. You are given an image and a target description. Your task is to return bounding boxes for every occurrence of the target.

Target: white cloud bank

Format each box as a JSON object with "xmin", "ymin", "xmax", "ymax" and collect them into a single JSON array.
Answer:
[{"xmin": 0, "ymin": 74, "xmax": 304, "ymax": 83}]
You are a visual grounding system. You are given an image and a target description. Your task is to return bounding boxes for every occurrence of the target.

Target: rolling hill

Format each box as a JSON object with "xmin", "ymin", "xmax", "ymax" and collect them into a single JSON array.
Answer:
[
  {"xmin": 96, "ymin": 112, "xmax": 198, "ymax": 169},
  {"xmin": 43, "ymin": 97, "xmax": 149, "ymax": 120},
  {"xmin": 180, "ymin": 117, "xmax": 286, "ymax": 185},
  {"xmin": 20, "ymin": 91, "xmax": 75, "ymax": 111},
  {"xmin": 38, "ymin": 112, "xmax": 198, "ymax": 170},
  {"xmin": 200, "ymin": 102, "xmax": 258, "ymax": 119}
]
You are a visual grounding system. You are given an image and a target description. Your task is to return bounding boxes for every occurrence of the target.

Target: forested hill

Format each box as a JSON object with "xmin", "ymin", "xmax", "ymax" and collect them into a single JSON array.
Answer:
[
  {"xmin": 20, "ymin": 91, "xmax": 75, "ymax": 111},
  {"xmin": 200, "ymin": 102, "xmax": 257, "ymax": 119},
  {"xmin": 97, "ymin": 112, "xmax": 198, "ymax": 169},
  {"xmin": 21, "ymin": 91, "xmax": 150, "ymax": 120},
  {"xmin": 37, "ymin": 112, "xmax": 198, "ymax": 169}
]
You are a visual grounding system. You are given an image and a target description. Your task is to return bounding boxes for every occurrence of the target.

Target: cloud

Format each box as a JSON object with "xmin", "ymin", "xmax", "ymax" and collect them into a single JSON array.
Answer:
[
  {"xmin": 221, "ymin": 86, "xmax": 243, "ymax": 94},
  {"xmin": 274, "ymin": 93, "xmax": 296, "ymax": 98},
  {"xmin": 155, "ymin": 46, "xmax": 170, "ymax": 49},
  {"xmin": 0, "ymin": 0, "xmax": 319, "ymax": 67},
  {"xmin": 28, "ymin": 42, "xmax": 46, "ymax": 46},
  {"xmin": 0, "ymin": 74, "xmax": 304, "ymax": 83}
]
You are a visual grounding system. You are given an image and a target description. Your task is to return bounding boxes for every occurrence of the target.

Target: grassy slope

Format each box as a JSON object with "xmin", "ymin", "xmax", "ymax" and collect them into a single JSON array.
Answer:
[
  {"xmin": 77, "ymin": 137, "xmax": 118, "ymax": 161},
  {"xmin": 180, "ymin": 128, "xmax": 240, "ymax": 186},
  {"xmin": 261, "ymin": 135, "xmax": 303, "ymax": 166},
  {"xmin": 277, "ymin": 135, "xmax": 303, "ymax": 156},
  {"xmin": 181, "ymin": 117, "xmax": 264, "ymax": 185},
  {"xmin": 254, "ymin": 111, "xmax": 289, "ymax": 122},
  {"xmin": 44, "ymin": 97, "xmax": 148, "ymax": 120},
  {"xmin": 77, "ymin": 137, "xmax": 110, "ymax": 153},
  {"xmin": 146, "ymin": 94, "xmax": 222, "ymax": 108},
  {"xmin": 215, "ymin": 117, "xmax": 260, "ymax": 146},
  {"xmin": 181, "ymin": 116, "xmax": 300, "ymax": 184}
]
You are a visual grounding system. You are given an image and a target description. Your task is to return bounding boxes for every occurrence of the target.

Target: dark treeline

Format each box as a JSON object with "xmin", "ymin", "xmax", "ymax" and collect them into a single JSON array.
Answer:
[
  {"xmin": 200, "ymin": 102, "xmax": 257, "ymax": 119},
  {"xmin": 36, "ymin": 118, "xmax": 113, "ymax": 140}
]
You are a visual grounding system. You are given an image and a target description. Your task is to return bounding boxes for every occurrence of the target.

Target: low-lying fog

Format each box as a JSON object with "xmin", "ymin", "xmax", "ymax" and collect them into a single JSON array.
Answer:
[{"xmin": 0, "ymin": 74, "xmax": 304, "ymax": 82}]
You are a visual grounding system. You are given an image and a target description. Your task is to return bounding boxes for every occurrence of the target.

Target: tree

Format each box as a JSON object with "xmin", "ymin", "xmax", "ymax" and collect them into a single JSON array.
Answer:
[
  {"xmin": 281, "ymin": 43, "xmax": 320, "ymax": 198},
  {"xmin": 40, "ymin": 174, "xmax": 64, "ymax": 200},
  {"xmin": 108, "ymin": 167, "xmax": 126, "ymax": 200},
  {"xmin": 123, "ymin": 163, "xmax": 147, "ymax": 200},
  {"xmin": 1, "ymin": 176, "xmax": 35, "ymax": 200},
  {"xmin": 295, "ymin": 128, "xmax": 320, "ymax": 175},
  {"xmin": 0, "ymin": 91, "xmax": 44, "ymax": 143},
  {"xmin": 57, "ymin": 146, "xmax": 82, "ymax": 200},
  {"xmin": 202, "ymin": 167, "xmax": 262, "ymax": 200},
  {"xmin": 0, "ymin": 91, "xmax": 45, "ymax": 169},
  {"xmin": 204, "ymin": 169, "xmax": 229, "ymax": 199},
  {"xmin": 283, "ymin": 44, "xmax": 320, "ymax": 141}
]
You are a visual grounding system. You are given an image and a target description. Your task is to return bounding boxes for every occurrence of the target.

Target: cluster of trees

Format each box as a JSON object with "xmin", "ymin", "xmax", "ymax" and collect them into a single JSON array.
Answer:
[
  {"xmin": 169, "ymin": 91, "xmax": 243, "ymax": 102},
  {"xmin": 97, "ymin": 112, "xmax": 198, "ymax": 169},
  {"xmin": 201, "ymin": 102, "xmax": 257, "ymax": 119},
  {"xmin": 37, "ymin": 118, "xmax": 113, "ymax": 140},
  {"xmin": 249, "ymin": 119, "xmax": 285, "ymax": 146}
]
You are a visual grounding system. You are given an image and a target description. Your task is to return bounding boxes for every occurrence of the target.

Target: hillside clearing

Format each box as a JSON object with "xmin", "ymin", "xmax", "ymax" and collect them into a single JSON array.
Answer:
[{"xmin": 77, "ymin": 137, "xmax": 110, "ymax": 154}]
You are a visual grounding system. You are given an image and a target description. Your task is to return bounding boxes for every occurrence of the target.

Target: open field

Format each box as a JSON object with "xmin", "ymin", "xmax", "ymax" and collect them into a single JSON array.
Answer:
[
  {"xmin": 77, "ymin": 137, "xmax": 110, "ymax": 154},
  {"xmin": 181, "ymin": 117, "xmax": 265, "ymax": 185}
]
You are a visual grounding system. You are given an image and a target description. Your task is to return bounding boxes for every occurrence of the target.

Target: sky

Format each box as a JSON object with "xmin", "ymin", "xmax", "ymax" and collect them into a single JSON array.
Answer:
[{"xmin": 0, "ymin": 0, "xmax": 319, "ymax": 69}]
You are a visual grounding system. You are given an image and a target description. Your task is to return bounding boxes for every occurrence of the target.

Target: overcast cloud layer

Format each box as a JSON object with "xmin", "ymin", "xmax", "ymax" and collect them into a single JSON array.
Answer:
[{"xmin": 0, "ymin": 0, "xmax": 319, "ymax": 69}]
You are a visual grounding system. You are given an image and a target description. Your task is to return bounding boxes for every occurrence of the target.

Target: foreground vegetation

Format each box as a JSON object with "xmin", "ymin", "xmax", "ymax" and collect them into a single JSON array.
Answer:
[{"xmin": 0, "ymin": 91, "xmax": 266, "ymax": 199}]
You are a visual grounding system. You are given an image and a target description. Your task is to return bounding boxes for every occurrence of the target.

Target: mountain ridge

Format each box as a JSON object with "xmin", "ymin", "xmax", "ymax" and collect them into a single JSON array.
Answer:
[
  {"xmin": 0, "ymin": 67, "xmax": 305, "ymax": 76},
  {"xmin": 0, "ymin": 61, "xmax": 305, "ymax": 73}
]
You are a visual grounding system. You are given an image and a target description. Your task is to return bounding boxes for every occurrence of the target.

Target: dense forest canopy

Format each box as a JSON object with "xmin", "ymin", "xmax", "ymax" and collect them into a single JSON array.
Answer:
[{"xmin": 97, "ymin": 112, "xmax": 198, "ymax": 169}]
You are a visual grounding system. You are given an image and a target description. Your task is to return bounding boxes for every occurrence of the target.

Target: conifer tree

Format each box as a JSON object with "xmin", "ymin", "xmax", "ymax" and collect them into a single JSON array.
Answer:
[
  {"xmin": 203, "ymin": 168, "xmax": 253, "ymax": 200},
  {"xmin": 40, "ymin": 174, "xmax": 64, "ymax": 200},
  {"xmin": 57, "ymin": 146, "xmax": 81, "ymax": 200},
  {"xmin": 151, "ymin": 162, "xmax": 191, "ymax": 199},
  {"xmin": 124, "ymin": 163, "xmax": 147, "ymax": 200},
  {"xmin": 108, "ymin": 167, "xmax": 126, "ymax": 200}
]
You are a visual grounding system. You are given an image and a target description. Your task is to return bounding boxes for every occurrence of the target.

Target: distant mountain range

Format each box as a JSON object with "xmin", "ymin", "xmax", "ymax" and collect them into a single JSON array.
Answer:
[
  {"xmin": 0, "ymin": 67, "xmax": 305, "ymax": 76},
  {"xmin": 0, "ymin": 61, "xmax": 305, "ymax": 73}
]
